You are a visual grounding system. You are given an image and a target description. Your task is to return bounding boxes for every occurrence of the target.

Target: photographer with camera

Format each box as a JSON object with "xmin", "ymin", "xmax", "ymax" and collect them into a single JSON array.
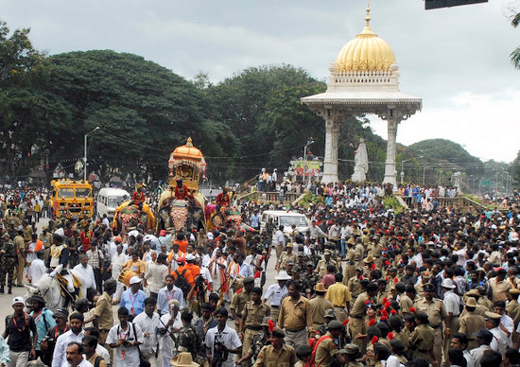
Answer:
[
  {"xmin": 205, "ymin": 308, "xmax": 242, "ymax": 367},
  {"xmin": 106, "ymin": 307, "xmax": 144, "ymax": 367}
]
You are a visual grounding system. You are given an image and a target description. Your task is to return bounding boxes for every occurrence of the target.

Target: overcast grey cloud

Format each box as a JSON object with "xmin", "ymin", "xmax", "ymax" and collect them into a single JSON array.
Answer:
[{"xmin": 1, "ymin": 0, "xmax": 519, "ymax": 162}]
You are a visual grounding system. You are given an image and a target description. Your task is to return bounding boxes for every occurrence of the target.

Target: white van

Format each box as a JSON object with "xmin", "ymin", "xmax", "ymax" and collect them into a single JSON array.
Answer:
[
  {"xmin": 260, "ymin": 210, "xmax": 310, "ymax": 237},
  {"xmin": 96, "ymin": 188, "xmax": 130, "ymax": 219}
]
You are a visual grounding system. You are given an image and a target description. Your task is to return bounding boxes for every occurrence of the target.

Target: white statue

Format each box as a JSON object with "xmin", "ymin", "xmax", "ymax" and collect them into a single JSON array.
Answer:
[{"xmin": 351, "ymin": 138, "xmax": 369, "ymax": 182}]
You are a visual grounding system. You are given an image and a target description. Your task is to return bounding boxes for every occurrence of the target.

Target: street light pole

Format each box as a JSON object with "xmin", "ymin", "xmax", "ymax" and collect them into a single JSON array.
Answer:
[
  {"xmin": 401, "ymin": 155, "xmax": 423, "ymax": 185},
  {"xmin": 84, "ymin": 127, "xmax": 100, "ymax": 181},
  {"xmin": 422, "ymin": 166, "xmax": 429, "ymax": 186},
  {"xmin": 303, "ymin": 137, "xmax": 314, "ymax": 159}
]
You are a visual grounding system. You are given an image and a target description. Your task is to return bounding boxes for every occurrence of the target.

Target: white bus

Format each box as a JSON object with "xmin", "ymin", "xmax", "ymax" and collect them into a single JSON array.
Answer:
[{"xmin": 96, "ymin": 188, "xmax": 130, "ymax": 220}]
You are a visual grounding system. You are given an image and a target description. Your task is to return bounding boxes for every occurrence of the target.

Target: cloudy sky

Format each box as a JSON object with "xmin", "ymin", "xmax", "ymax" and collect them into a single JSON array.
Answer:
[{"xmin": 2, "ymin": 0, "xmax": 519, "ymax": 162}]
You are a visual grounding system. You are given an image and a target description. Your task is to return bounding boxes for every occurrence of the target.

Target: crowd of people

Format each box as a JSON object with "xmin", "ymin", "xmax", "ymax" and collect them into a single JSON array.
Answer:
[{"xmin": 0, "ymin": 184, "xmax": 520, "ymax": 367}]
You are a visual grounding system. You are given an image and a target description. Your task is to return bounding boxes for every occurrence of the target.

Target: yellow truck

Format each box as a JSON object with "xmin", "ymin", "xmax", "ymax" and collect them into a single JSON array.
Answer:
[{"xmin": 51, "ymin": 179, "xmax": 94, "ymax": 220}]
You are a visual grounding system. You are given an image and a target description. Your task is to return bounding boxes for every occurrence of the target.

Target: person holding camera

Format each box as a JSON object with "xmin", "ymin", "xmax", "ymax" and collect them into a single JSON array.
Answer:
[
  {"xmin": 106, "ymin": 307, "xmax": 144, "ymax": 367},
  {"xmin": 205, "ymin": 308, "xmax": 242, "ymax": 367}
]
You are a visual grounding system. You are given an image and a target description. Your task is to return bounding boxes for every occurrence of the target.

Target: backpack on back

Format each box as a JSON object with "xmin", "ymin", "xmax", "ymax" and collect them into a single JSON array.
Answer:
[{"xmin": 175, "ymin": 269, "xmax": 190, "ymax": 297}]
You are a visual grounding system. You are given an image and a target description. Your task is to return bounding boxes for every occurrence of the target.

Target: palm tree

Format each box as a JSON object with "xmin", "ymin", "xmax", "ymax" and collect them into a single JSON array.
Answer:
[{"xmin": 511, "ymin": 12, "xmax": 520, "ymax": 69}]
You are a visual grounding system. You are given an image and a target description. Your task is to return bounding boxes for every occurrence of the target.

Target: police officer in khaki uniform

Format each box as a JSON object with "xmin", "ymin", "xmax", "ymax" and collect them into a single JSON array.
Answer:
[
  {"xmin": 368, "ymin": 237, "xmax": 383, "ymax": 269},
  {"xmin": 13, "ymin": 228, "xmax": 25, "ymax": 286},
  {"xmin": 240, "ymin": 287, "xmax": 271, "ymax": 367},
  {"xmin": 414, "ymin": 283, "xmax": 448, "ymax": 364},
  {"xmin": 362, "ymin": 255, "xmax": 375, "ymax": 278},
  {"xmin": 342, "ymin": 238, "xmax": 357, "ymax": 281},
  {"xmin": 254, "ymin": 327, "xmax": 296, "ymax": 367},
  {"xmin": 349, "ymin": 283, "xmax": 378, "ymax": 353},
  {"xmin": 230, "ymin": 277, "xmax": 254, "ymax": 332},
  {"xmin": 415, "ymin": 271, "xmax": 432, "ymax": 296},
  {"xmin": 506, "ymin": 288, "xmax": 520, "ymax": 329},
  {"xmin": 347, "ymin": 268, "xmax": 364, "ymax": 300},
  {"xmin": 309, "ymin": 283, "xmax": 333, "ymax": 330},
  {"xmin": 409, "ymin": 311, "xmax": 436, "ymax": 364},
  {"xmin": 463, "ymin": 289, "xmax": 489, "ymax": 316},
  {"xmin": 314, "ymin": 320, "xmax": 347, "ymax": 367},
  {"xmin": 315, "ymin": 250, "xmax": 338, "ymax": 278},
  {"xmin": 237, "ymin": 317, "xmax": 272, "ymax": 366},
  {"xmin": 458, "ymin": 297, "xmax": 485, "ymax": 350}
]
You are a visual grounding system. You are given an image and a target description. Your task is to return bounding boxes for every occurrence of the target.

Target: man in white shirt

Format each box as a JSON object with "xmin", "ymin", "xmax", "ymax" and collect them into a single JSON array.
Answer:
[
  {"xmin": 237, "ymin": 255, "xmax": 253, "ymax": 278},
  {"xmin": 273, "ymin": 226, "xmax": 286, "ymax": 260},
  {"xmin": 493, "ymin": 301, "xmax": 514, "ymax": 347},
  {"xmin": 442, "ymin": 278, "xmax": 461, "ymax": 360},
  {"xmin": 26, "ymin": 234, "xmax": 38, "ymax": 264},
  {"xmin": 109, "ymin": 236, "xmax": 128, "ymax": 257},
  {"xmin": 141, "ymin": 240, "xmax": 153, "ymax": 264},
  {"xmin": 53, "ymin": 312, "xmax": 86, "ymax": 367},
  {"xmin": 469, "ymin": 328, "xmax": 493, "ymax": 367},
  {"xmin": 101, "ymin": 214, "xmax": 110, "ymax": 228},
  {"xmin": 205, "ymin": 308, "xmax": 242, "ymax": 367},
  {"xmin": 157, "ymin": 274, "xmax": 184, "ymax": 315},
  {"xmin": 450, "ymin": 333, "xmax": 475, "ymax": 367},
  {"xmin": 109, "ymin": 243, "xmax": 128, "ymax": 302},
  {"xmin": 73, "ymin": 254, "xmax": 97, "ymax": 301},
  {"xmin": 65, "ymin": 342, "xmax": 93, "ymax": 367},
  {"xmin": 158, "ymin": 230, "xmax": 172, "ymax": 252},
  {"xmin": 263, "ymin": 271, "xmax": 290, "ymax": 324},
  {"xmin": 133, "ymin": 297, "xmax": 161, "ymax": 367},
  {"xmin": 144, "ymin": 252, "xmax": 168, "ymax": 300},
  {"xmin": 27, "ymin": 250, "xmax": 47, "ymax": 284},
  {"xmin": 485, "ymin": 311, "xmax": 508, "ymax": 356}
]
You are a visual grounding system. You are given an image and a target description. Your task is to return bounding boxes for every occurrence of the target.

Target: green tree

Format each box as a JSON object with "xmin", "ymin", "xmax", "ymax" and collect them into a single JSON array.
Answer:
[
  {"xmin": 0, "ymin": 20, "xmax": 53, "ymax": 181},
  {"xmin": 209, "ymin": 64, "xmax": 327, "ymax": 182},
  {"xmin": 511, "ymin": 12, "xmax": 520, "ymax": 69},
  {"xmin": 45, "ymin": 50, "xmax": 216, "ymax": 185}
]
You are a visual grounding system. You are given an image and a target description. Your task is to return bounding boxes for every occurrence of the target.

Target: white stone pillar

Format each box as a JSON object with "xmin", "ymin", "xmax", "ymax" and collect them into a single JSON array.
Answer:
[
  {"xmin": 322, "ymin": 115, "xmax": 340, "ymax": 184},
  {"xmin": 383, "ymin": 116, "xmax": 399, "ymax": 187}
]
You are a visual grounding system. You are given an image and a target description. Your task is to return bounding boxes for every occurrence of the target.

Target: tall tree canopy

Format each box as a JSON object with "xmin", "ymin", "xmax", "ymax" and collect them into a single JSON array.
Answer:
[{"xmin": 45, "ymin": 50, "xmax": 214, "ymax": 184}]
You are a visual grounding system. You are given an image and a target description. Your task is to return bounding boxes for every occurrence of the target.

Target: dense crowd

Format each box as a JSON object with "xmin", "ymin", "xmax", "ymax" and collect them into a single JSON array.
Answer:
[{"xmin": 0, "ymin": 184, "xmax": 520, "ymax": 367}]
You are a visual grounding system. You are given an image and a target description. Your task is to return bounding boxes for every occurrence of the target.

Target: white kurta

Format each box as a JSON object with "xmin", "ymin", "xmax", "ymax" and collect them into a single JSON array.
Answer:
[{"xmin": 159, "ymin": 313, "xmax": 181, "ymax": 367}]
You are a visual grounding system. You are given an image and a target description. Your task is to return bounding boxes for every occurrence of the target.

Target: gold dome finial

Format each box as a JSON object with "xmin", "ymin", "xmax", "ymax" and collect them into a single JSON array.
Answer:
[
  {"xmin": 365, "ymin": 0, "xmax": 371, "ymax": 26},
  {"xmin": 186, "ymin": 137, "xmax": 193, "ymax": 147},
  {"xmin": 334, "ymin": 0, "xmax": 396, "ymax": 73}
]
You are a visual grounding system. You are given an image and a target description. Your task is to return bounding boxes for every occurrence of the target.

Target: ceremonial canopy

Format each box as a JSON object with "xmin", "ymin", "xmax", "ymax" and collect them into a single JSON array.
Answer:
[{"xmin": 302, "ymin": 5, "xmax": 422, "ymax": 186}]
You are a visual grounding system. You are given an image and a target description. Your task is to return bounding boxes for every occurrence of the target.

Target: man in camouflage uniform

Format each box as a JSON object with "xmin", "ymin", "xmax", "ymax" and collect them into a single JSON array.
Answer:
[
  {"xmin": 237, "ymin": 317, "xmax": 272, "ymax": 365},
  {"xmin": 230, "ymin": 277, "xmax": 254, "ymax": 332},
  {"xmin": 277, "ymin": 243, "xmax": 297, "ymax": 272},
  {"xmin": 178, "ymin": 310, "xmax": 203, "ymax": 363},
  {"xmin": 315, "ymin": 309, "xmax": 336, "ymax": 338},
  {"xmin": 0, "ymin": 232, "xmax": 17, "ymax": 294},
  {"xmin": 302, "ymin": 261, "xmax": 320, "ymax": 299}
]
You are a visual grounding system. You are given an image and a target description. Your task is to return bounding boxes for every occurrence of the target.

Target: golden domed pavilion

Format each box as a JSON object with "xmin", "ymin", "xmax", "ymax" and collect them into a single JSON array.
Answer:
[{"xmin": 301, "ymin": 4, "xmax": 422, "ymax": 186}]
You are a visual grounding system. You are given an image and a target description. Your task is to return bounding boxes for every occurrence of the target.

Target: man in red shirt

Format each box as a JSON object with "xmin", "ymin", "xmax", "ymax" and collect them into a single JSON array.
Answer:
[
  {"xmin": 321, "ymin": 264, "xmax": 337, "ymax": 289},
  {"xmin": 174, "ymin": 179, "xmax": 192, "ymax": 200},
  {"xmin": 215, "ymin": 188, "xmax": 230, "ymax": 207}
]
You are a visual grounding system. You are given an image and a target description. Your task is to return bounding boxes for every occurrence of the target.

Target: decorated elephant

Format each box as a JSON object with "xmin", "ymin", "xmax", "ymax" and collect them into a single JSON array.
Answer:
[
  {"xmin": 156, "ymin": 189, "xmax": 205, "ymax": 235},
  {"xmin": 113, "ymin": 201, "xmax": 155, "ymax": 235},
  {"xmin": 205, "ymin": 203, "xmax": 243, "ymax": 232}
]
